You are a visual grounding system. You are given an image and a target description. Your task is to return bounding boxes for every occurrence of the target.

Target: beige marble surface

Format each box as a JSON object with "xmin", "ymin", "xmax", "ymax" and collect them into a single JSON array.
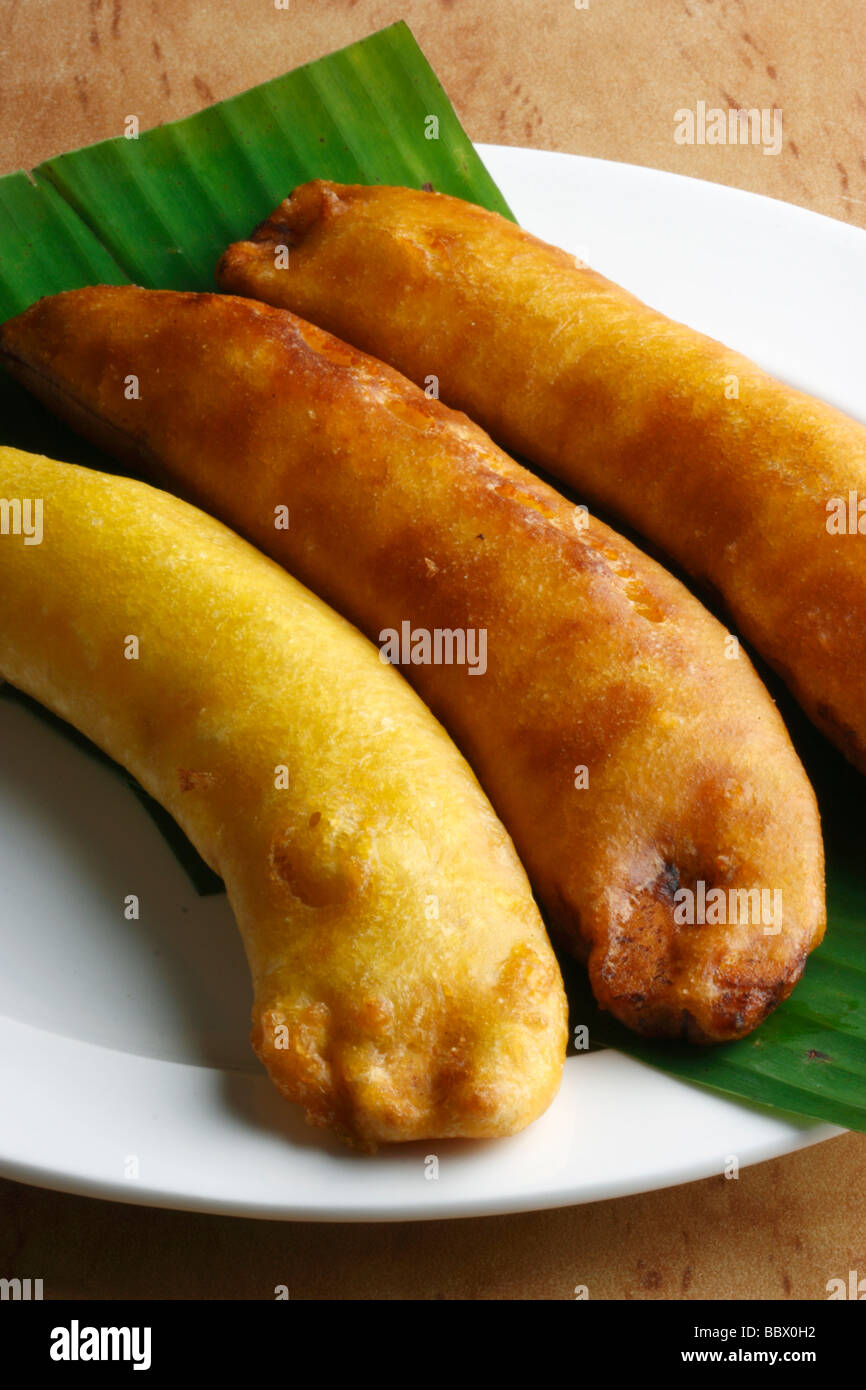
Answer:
[{"xmin": 0, "ymin": 0, "xmax": 863, "ymax": 1300}]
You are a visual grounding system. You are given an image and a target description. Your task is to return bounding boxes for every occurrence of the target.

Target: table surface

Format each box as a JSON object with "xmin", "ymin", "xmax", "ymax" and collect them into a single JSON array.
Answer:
[{"xmin": 1, "ymin": 0, "xmax": 863, "ymax": 1300}]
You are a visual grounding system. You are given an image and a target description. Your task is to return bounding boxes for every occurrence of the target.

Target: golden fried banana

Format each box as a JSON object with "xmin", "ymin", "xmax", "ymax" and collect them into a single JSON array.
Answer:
[
  {"xmin": 0, "ymin": 445, "xmax": 567, "ymax": 1148},
  {"xmin": 0, "ymin": 291, "xmax": 825, "ymax": 1042},
  {"xmin": 218, "ymin": 180, "xmax": 866, "ymax": 771}
]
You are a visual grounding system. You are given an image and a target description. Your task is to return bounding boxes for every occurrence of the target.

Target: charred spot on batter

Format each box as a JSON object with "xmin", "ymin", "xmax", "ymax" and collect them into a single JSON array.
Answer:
[
  {"xmin": 656, "ymin": 861, "xmax": 681, "ymax": 902},
  {"xmin": 178, "ymin": 768, "xmax": 215, "ymax": 792}
]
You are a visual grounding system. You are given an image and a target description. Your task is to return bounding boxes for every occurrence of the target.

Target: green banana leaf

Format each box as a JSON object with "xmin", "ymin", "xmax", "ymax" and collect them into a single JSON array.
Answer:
[{"xmin": 0, "ymin": 20, "xmax": 863, "ymax": 1135}]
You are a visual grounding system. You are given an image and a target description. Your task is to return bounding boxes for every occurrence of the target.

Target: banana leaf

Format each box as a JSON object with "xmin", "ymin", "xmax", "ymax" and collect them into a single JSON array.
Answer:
[{"xmin": 0, "ymin": 21, "xmax": 863, "ymax": 1135}]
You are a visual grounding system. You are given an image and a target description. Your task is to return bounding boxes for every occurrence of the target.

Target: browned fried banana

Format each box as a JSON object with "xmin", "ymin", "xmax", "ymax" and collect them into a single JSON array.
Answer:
[
  {"xmin": 218, "ymin": 180, "xmax": 866, "ymax": 773},
  {"xmin": 0, "ymin": 288, "xmax": 826, "ymax": 1042}
]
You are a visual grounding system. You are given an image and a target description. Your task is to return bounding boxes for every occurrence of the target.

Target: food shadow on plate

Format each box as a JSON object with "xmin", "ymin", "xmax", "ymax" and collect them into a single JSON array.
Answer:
[{"xmin": 0, "ymin": 690, "xmax": 253, "ymax": 1070}]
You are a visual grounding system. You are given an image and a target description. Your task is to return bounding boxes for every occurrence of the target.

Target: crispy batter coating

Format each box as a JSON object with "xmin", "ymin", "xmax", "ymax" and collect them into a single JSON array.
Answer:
[
  {"xmin": 218, "ymin": 180, "xmax": 866, "ymax": 773},
  {"xmin": 0, "ymin": 446, "xmax": 567, "ymax": 1148},
  {"xmin": 0, "ymin": 290, "xmax": 825, "ymax": 1041}
]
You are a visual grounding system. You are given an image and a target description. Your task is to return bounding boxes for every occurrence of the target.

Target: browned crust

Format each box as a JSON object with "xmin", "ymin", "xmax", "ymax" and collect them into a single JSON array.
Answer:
[
  {"xmin": 217, "ymin": 180, "xmax": 866, "ymax": 779},
  {"xmin": 0, "ymin": 286, "xmax": 827, "ymax": 1043}
]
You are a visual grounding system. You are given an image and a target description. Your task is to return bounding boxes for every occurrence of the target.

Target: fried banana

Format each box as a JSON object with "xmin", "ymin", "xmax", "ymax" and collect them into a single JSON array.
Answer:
[
  {"xmin": 0, "ymin": 290, "xmax": 826, "ymax": 1042},
  {"xmin": 218, "ymin": 180, "xmax": 866, "ymax": 772},
  {"xmin": 0, "ymin": 445, "xmax": 568, "ymax": 1148}
]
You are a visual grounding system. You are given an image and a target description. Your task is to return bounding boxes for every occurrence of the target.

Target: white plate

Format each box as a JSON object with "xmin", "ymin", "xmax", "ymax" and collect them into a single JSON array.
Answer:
[{"xmin": 1, "ymin": 144, "xmax": 856, "ymax": 1222}]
